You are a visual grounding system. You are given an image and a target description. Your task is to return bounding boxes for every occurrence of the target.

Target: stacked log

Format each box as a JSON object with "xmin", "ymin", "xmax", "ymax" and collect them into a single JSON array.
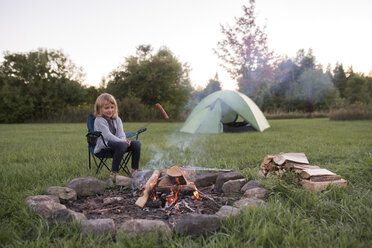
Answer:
[{"xmin": 259, "ymin": 153, "xmax": 347, "ymax": 192}]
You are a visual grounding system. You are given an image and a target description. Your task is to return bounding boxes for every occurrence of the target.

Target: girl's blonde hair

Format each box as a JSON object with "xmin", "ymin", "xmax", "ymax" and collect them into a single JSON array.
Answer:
[{"xmin": 94, "ymin": 93, "xmax": 119, "ymax": 119}]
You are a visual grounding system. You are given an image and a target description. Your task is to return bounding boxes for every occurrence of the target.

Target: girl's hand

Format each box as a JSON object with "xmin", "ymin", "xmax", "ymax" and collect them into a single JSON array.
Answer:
[{"xmin": 123, "ymin": 140, "xmax": 131, "ymax": 147}]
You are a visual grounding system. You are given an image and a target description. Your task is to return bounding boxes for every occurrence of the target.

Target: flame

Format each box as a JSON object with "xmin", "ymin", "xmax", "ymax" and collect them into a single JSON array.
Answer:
[
  {"xmin": 165, "ymin": 186, "xmax": 180, "ymax": 207},
  {"xmin": 193, "ymin": 190, "xmax": 200, "ymax": 199}
]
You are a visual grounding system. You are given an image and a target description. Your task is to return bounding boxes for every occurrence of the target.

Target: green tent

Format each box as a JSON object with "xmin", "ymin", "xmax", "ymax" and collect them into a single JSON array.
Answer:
[{"xmin": 180, "ymin": 90, "xmax": 270, "ymax": 134}]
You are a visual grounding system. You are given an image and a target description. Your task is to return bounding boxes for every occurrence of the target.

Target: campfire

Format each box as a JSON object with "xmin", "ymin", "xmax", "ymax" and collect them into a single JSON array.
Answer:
[
  {"xmin": 65, "ymin": 165, "xmax": 228, "ymax": 228},
  {"xmin": 135, "ymin": 165, "xmax": 200, "ymax": 213},
  {"xmin": 28, "ymin": 165, "xmax": 269, "ymax": 236}
]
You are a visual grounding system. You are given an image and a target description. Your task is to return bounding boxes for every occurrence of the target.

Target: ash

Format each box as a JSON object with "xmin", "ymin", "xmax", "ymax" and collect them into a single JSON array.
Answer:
[{"xmin": 66, "ymin": 185, "xmax": 227, "ymax": 226}]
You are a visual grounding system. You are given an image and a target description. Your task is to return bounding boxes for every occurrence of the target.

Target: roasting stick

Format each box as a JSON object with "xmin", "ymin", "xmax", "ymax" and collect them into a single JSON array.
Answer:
[{"xmin": 135, "ymin": 170, "xmax": 160, "ymax": 208}]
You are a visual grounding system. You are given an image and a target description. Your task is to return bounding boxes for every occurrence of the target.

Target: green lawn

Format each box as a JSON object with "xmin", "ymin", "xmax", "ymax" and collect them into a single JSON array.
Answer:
[{"xmin": 0, "ymin": 119, "xmax": 371, "ymax": 247}]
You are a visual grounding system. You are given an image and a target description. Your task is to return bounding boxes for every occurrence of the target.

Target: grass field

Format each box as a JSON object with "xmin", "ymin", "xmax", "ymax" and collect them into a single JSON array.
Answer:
[{"xmin": 0, "ymin": 119, "xmax": 371, "ymax": 247}]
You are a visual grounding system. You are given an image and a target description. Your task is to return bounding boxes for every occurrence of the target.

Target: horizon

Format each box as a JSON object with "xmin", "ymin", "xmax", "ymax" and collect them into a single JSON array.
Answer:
[{"xmin": 0, "ymin": 0, "xmax": 371, "ymax": 90}]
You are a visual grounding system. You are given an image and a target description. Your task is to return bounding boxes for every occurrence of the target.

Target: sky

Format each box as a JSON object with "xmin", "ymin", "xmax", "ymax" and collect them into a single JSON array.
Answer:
[{"xmin": 0, "ymin": 0, "xmax": 371, "ymax": 90}]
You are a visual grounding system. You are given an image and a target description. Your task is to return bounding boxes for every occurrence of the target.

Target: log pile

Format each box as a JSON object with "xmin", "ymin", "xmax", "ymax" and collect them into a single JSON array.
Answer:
[
  {"xmin": 259, "ymin": 153, "xmax": 347, "ymax": 192},
  {"xmin": 135, "ymin": 165, "xmax": 197, "ymax": 208}
]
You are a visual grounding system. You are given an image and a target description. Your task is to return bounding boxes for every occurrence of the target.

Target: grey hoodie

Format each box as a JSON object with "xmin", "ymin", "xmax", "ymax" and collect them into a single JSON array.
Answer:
[{"xmin": 93, "ymin": 117, "xmax": 127, "ymax": 154}]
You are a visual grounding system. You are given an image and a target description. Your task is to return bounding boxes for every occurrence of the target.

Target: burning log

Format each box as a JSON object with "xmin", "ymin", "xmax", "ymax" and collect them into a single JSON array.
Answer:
[
  {"xmin": 167, "ymin": 165, "xmax": 188, "ymax": 185},
  {"xmin": 156, "ymin": 184, "xmax": 197, "ymax": 195},
  {"xmin": 135, "ymin": 170, "xmax": 160, "ymax": 208}
]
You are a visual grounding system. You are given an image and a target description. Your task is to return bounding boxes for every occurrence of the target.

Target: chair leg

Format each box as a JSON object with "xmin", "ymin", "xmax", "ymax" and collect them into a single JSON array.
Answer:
[
  {"xmin": 88, "ymin": 149, "xmax": 91, "ymax": 170},
  {"xmin": 119, "ymin": 152, "xmax": 132, "ymax": 176}
]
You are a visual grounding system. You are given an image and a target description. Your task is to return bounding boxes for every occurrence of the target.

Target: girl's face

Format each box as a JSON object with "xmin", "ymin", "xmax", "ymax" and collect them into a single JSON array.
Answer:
[{"xmin": 101, "ymin": 101, "xmax": 115, "ymax": 119}]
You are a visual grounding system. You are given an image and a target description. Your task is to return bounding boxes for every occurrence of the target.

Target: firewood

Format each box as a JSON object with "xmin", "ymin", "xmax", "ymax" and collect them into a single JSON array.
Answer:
[
  {"xmin": 158, "ymin": 175, "xmax": 172, "ymax": 187},
  {"xmin": 260, "ymin": 155, "xmax": 275, "ymax": 169},
  {"xmin": 300, "ymin": 169, "xmax": 336, "ymax": 179},
  {"xmin": 156, "ymin": 184, "xmax": 197, "ymax": 194},
  {"xmin": 167, "ymin": 165, "xmax": 183, "ymax": 177},
  {"xmin": 273, "ymin": 153, "xmax": 309, "ymax": 165},
  {"xmin": 181, "ymin": 166, "xmax": 233, "ymax": 172},
  {"xmin": 135, "ymin": 170, "xmax": 160, "ymax": 208},
  {"xmin": 300, "ymin": 179, "xmax": 347, "ymax": 193},
  {"xmin": 284, "ymin": 162, "xmax": 320, "ymax": 171},
  {"xmin": 267, "ymin": 162, "xmax": 276, "ymax": 171},
  {"xmin": 310, "ymin": 175, "xmax": 342, "ymax": 182},
  {"xmin": 258, "ymin": 170, "xmax": 266, "ymax": 178}
]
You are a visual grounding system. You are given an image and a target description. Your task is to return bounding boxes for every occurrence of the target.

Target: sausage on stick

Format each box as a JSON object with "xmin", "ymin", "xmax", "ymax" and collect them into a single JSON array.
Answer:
[{"xmin": 155, "ymin": 103, "xmax": 169, "ymax": 120}]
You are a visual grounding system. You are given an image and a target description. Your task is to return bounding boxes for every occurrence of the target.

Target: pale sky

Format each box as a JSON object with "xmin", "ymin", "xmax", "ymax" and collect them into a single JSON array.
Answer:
[{"xmin": 0, "ymin": 0, "xmax": 371, "ymax": 90}]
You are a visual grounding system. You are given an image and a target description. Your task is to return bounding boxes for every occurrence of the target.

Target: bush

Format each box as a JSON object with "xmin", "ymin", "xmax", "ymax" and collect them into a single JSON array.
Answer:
[
  {"xmin": 329, "ymin": 103, "xmax": 372, "ymax": 120},
  {"xmin": 117, "ymin": 97, "xmax": 152, "ymax": 122},
  {"xmin": 265, "ymin": 111, "xmax": 328, "ymax": 120},
  {"xmin": 33, "ymin": 104, "xmax": 93, "ymax": 123}
]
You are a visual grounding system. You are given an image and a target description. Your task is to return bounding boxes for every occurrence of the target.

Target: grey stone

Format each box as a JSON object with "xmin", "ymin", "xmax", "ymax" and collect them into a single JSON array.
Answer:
[
  {"xmin": 46, "ymin": 186, "xmax": 77, "ymax": 203},
  {"xmin": 82, "ymin": 218, "xmax": 116, "ymax": 237},
  {"xmin": 215, "ymin": 205, "xmax": 241, "ymax": 220},
  {"xmin": 215, "ymin": 172, "xmax": 244, "ymax": 192},
  {"xmin": 115, "ymin": 175, "xmax": 133, "ymax": 187},
  {"xmin": 233, "ymin": 198, "xmax": 267, "ymax": 209},
  {"xmin": 47, "ymin": 209, "xmax": 86, "ymax": 224},
  {"xmin": 194, "ymin": 173, "xmax": 221, "ymax": 188},
  {"xmin": 25, "ymin": 195, "xmax": 66, "ymax": 218},
  {"xmin": 66, "ymin": 177, "xmax": 108, "ymax": 197},
  {"xmin": 25, "ymin": 194, "xmax": 60, "ymax": 204},
  {"xmin": 222, "ymin": 178, "xmax": 247, "ymax": 193},
  {"xmin": 103, "ymin": 197, "xmax": 124, "ymax": 206},
  {"xmin": 174, "ymin": 214, "xmax": 221, "ymax": 235},
  {"xmin": 117, "ymin": 219, "xmax": 171, "ymax": 238},
  {"xmin": 132, "ymin": 170, "xmax": 154, "ymax": 190},
  {"xmin": 241, "ymin": 180, "xmax": 263, "ymax": 192},
  {"xmin": 243, "ymin": 187, "xmax": 268, "ymax": 199}
]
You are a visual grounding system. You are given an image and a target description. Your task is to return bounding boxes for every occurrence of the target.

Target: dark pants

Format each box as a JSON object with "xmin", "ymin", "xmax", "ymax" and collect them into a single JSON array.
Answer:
[{"xmin": 107, "ymin": 140, "xmax": 141, "ymax": 172}]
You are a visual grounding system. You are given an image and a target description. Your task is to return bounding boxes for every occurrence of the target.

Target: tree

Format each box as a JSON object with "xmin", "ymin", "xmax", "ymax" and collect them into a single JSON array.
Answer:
[
  {"xmin": 196, "ymin": 74, "xmax": 222, "ymax": 100},
  {"xmin": 344, "ymin": 73, "xmax": 371, "ymax": 104},
  {"xmin": 288, "ymin": 69, "xmax": 337, "ymax": 112},
  {"xmin": 0, "ymin": 48, "xmax": 86, "ymax": 122},
  {"xmin": 332, "ymin": 63, "xmax": 347, "ymax": 98},
  {"xmin": 214, "ymin": 0, "xmax": 277, "ymax": 99},
  {"xmin": 106, "ymin": 46, "xmax": 192, "ymax": 118}
]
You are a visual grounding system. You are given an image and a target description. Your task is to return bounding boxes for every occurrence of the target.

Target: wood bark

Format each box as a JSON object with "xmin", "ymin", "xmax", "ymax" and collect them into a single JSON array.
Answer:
[
  {"xmin": 156, "ymin": 184, "xmax": 196, "ymax": 194},
  {"xmin": 135, "ymin": 170, "xmax": 160, "ymax": 208}
]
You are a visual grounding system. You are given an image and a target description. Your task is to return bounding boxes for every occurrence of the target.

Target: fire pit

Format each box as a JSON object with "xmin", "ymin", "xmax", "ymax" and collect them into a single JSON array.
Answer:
[
  {"xmin": 66, "ymin": 166, "xmax": 232, "ymax": 226},
  {"xmin": 26, "ymin": 166, "xmax": 268, "ymax": 237}
]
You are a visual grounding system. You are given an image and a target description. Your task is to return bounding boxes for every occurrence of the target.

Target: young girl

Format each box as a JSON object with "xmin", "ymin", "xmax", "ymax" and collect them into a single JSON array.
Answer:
[{"xmin": 93, "ymin": 93, "xmax": 141, "ymax": 178}]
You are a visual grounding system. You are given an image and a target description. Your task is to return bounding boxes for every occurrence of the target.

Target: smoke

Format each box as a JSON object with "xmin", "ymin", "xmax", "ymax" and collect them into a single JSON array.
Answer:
[{"xmin": 146, "ymin": 132, "xmax": 205, "ymax": 170}]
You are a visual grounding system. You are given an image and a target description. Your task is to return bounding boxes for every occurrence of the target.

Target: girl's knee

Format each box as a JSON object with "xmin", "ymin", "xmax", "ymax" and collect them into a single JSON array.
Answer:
[
  {"xmin": 117, "ymin": 142, "xmax": 128, "ymax": 153},
  {"xmin": 131, "ymin": 140, "xmax": 141, "ymax": 150}
]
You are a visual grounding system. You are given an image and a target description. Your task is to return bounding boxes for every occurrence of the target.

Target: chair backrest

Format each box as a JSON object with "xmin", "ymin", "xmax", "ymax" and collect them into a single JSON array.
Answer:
[{"xmin": 87, "ymin": 114, "xmax": 95, "ymax": 132}]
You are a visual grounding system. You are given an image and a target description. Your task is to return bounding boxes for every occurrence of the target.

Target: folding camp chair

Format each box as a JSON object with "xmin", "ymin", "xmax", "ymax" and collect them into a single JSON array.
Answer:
[{"xmin": 86, "ymin": 114, "xmax": 146, "ymax": 175}]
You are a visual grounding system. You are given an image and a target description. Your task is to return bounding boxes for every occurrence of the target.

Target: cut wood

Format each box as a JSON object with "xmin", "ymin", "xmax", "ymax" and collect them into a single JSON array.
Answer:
[
  {"xmin": 167, "ymin": 165, "xmax": 183, "ymax": 177},
  {"xmin": 260, "ymin": 155, "xmax": 275, "ymax": 169},
  {"xmin": 181, "ymin": 166, "xmax": 233, "ymax": 172},
  {"xmin": 300, "ymin": 169, "xmax": 336, "ymax": 179},
  {"xmin": 284, "ymin": 162, "xmax": 320, "ymax": 171},
  {"xmin": 300, "ymin": 179, "xmax": 347, "ymax": 193},
  {"xmin": 156, "ymin": 184, "xmax": 197, "ymax": 194},
  {"xmin": 310, "ymin": 175, "xmax": 342, "ymax": 182},
  {"xmin": 135, "ymin": 170, "xmax": 160, "ymax": 208},
  {"xmin": 273, "ymin": 153, "xmax": 309, "ymax": 165},
  {"xmin": 157, "ymin": 175, "xmax": 172, "ymax": 187}
]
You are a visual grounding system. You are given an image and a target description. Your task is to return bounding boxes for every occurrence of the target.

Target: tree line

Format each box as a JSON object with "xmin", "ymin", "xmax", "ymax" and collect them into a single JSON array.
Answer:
[
  {"xmin": 0, "ymin": 47, "xmax": 192, "ymax": 123},
  {"xmin": 1, "ymin": 0, "xmax": 371, "ymax": 123},
  {"xmin": 211, "ymin": 0, "xmax": 372, "ymax": 114}
]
